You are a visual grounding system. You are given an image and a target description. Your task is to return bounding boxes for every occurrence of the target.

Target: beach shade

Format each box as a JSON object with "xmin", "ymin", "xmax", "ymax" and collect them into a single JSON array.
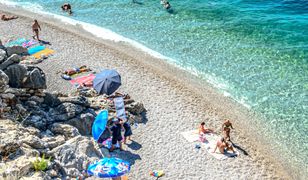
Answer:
[
  {"xmin": 93, "ymin": 69, "xmax": 121, "ymax": 95},
  {"xmin": 92, "ymin": 110, "xmax": 108, "ymax": 141},
  {"xmin": 87, "ymin": 157, "xmax": 130, "ymax": 178}
]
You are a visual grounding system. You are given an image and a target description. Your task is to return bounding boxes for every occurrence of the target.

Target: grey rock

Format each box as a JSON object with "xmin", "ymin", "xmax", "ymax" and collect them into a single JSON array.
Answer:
[
  {"xmin": 29, "ymin": 95, "xmax": 44, "ymax": 104},
  {"xmin": 16, "ymin": 103, "xmax": 27, "ymax": 115},
  {"xmin": 25, "ymin": 100, "xmax": 37, "ymax": 108},
  {"xmin": 23, "ymin": 66, "xmax": 47, "ymax": 89},
  {"xmin": 49, "ymin": 123, "xmax": 80, "ymax": 140},
  {"xmin": 49, "ymin": 103, "xmax": 84, "ymax": 122},
  {"xmin": 1, "ymin": 93, "xmax": 15, "ymax": 100},
  {"xmin": 0, "ymin": 70, "xmax": 9, "ymax": 91},
  {"xmin": 43, "ymin": 93, "xmax": 61, "ymax": 107},
  {"xmin": 6, "ymin": 46, "xmax": 28, "ymax": 57},
  {"xmin": 23, "ymin": 135, "xmax": 47, "ymax": 149},
  {"xmin": 0, "ymin": 54, "xmax": 21, "ymax": 70},
  {"xmin": 3, "ymin": 64, "xmax": 27, "ymax": 88},
  {"xmin": 66, "ymin": 113, "xmax": 94, "ymax": 135},
  {"xmin": 58, "ymin": 96, "xmax": 90, "ymax": 107},
  {"xmin": 49, "ymin": 136, "xmax": 102, "ymax": 178},
  {"xmin": 42, "ymin": 135, "xmax": 65, "ymax": 149},
  {"xmin": 22, "ymin": 115, "xmax": 47, "ymax": 130},
  {"xmin": 0, "ymin": 49, "xmax": 6, "ymax": 63}
]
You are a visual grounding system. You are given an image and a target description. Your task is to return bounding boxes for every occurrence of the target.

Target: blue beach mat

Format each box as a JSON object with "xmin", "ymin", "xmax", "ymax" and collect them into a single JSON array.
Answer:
[
  {"xmin": 5, "ymin": 38, "xmax": 27, "ymax": 47},
  {"xmin": 28, "ymin": 45, "xmax": 45, "ymax": 55}
]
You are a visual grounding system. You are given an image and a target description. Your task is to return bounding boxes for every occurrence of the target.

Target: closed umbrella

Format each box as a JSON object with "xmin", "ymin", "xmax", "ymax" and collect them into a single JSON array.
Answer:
[
  {"xmin": 93, "ymin": 69, "xmax": 121, "ymax": 95},
  {"xmin": 87, "ymin": 157, "xmax": 130, "ymax": 178},
  {"xmin": 92, "ymin": 110, "xmax": 108, "ymax": 141}
]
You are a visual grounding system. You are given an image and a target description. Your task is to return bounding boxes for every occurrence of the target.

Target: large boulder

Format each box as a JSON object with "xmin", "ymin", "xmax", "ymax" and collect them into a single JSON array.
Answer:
[
  {"xmin": 3, "ymin": 64, "xmax": 27, "ymax": 88},
  {"xmin": 49, "ymin": 123, "xmax": 80, "ymax": 140},
  {"xmin": 66, "ymin": 113, "xmax": 94, "ymax": 135},
  {"xmin": 49, "ymin": 136, "xmax": 102, "ymax": 178},
  {"xmin": 43, "ymin": 93, "xmax": 61, "ymax": 107},
  {"xmin": 49, "ymin": 103, "xmax": 85, "ymax": 122},
  {"xmin": 0, "ymin": 120, "xmax": 22, "ymax": 158},
  {"xmin": 0, "ymin": 54, "xmax": 21, "ymax": 70},
  {"xmin": 6, "ymin": 46, "xmax": 28, "ymax": 57},
  {"xmin": 22, "ymin": 115, "xmax": 48, "ymax": 130},
  {"xmin": 0, "ymin": 70, "xmax": 9, "ymax": 92},
  {"xmin": 23, "ymin": 66, "xmax": 46, "ymax": 89}
]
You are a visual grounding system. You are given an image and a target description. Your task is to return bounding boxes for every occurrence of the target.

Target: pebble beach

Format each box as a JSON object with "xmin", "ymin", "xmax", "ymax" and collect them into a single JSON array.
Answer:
[{"xmin": 0, "ymin": 4, "xmax": 296, "ymax": 180}]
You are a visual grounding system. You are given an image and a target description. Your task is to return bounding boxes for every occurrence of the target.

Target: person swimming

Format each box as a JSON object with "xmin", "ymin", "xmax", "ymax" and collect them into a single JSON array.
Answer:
[
  {"xmin": 61, "ymin": 3, "xmax": 72, "ymax": 15},
  {"xmin": 164, "ymin": 1, "xmax": 171, "ymax": 9}
]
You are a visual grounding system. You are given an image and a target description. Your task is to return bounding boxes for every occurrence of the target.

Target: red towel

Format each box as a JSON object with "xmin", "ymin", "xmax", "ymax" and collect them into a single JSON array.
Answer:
[{"xmin": 70, "ymin": 74, "xmax": 95, "ymax": 87}]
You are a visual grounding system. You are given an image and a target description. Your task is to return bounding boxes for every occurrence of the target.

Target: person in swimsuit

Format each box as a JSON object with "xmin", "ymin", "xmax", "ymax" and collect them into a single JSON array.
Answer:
[
  {"xmin": 222, "ymin": 119, "xmax": 234, "ymax": 141},
  {"xmin": 108, "ymin": 118, "xmax": 124, "ymax": 152},
  {"xmin": 32, "ymin": 19, "xmax": 41, "ymax": 41},
  {"xmin": 198, "ymin": 122, "xmax": 214, "ymax": 135},
  {"xmin": 61, "ymin": 3, "xmax": 72, "ymax": 15},
  {"xmin": 212, "ymin": 137, "xmax": 236, "ymax": 154},
  {"xmin": 1, "ymin": 14, "xmax": 18, "ymax": 21},
  {"xmin": 123, "ymin": 119, "xmax": 132, "ymax": 144},
  {"xmin": 164, "ymin": 2, "xmax": 171, "ymax": 9}
]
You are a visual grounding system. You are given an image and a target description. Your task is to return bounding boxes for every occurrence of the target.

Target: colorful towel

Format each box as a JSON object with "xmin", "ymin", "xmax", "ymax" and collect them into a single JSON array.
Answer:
[
  {"xmin": 100, "ymin": 137, "xmax": 122, "ymax": 149},
  {"xmin": 70, "ymin": 74, "xmax": 95, "ymax": 87},
  {"xmin": 28, "ymin": 45, "xmax": 45, "ymax": 55},
  {"xmin": 22, "ymin": 40, "xmax": 38, "ymax": 48},
  {"xmin": 5, "ymin": 38, "xmax": 27, "ymax": 47},
  {"xmin": 32, "ymin": 48, "xmax": 55, "ymax": 59},
  {"xmin": 114, "ymin": 97, "xmax": 127, "ymax": 120}
]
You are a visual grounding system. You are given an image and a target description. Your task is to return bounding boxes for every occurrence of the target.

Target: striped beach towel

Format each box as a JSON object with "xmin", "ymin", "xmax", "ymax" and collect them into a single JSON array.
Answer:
[{"xmin": 69, "ymin": 74, "xmax": 95, "ymax": 87}]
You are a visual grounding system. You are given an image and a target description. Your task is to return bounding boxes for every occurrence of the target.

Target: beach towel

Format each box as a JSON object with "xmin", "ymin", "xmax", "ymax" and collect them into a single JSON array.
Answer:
[
  {"xmin": 100, "ymin": 137, "xmax": 123, "ymax": 149},
  {"xmin": 70, "ymin": 74, "xmax": 95, "ymax": 87},
  {"xmin": 5, "ymin": 38, "xmax": 27, "ymax": 47},
  {"xmin": 114, "ymin": 97, "xmax": 127, "ymax": 120},
  {"xmin": 32, "ymin": 48, "xmax": 55, "ymax": 59},
  {"xmin": 180, "ymin": 130, "xmax": 199, "ymax": 143},
  {"xmin": 28, "ymin": 45, "xmax": 45, "ymax": 55},
  {"xmin": 22, "ymin": 40, "xmax": 38, "ymax": 48},
  {"xmin": 201, "ymin": 133, "xmax": 238, "ymax": 160}
]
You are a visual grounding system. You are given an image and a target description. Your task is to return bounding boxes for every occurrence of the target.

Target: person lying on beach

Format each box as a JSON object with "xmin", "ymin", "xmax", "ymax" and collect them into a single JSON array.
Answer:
[
  {"xmin": 198, "ymin": 122, "xmax": 214, "ymax": 135},
  {"xmin": 1, "ymin": 14, "xmax": 18, "ymax": 21},
  {"xmin": 61, "ymin": 3, "xmax": 73, "ymax": 15},
  {"xmin": 222, "ymin": 119, "xmax": 234, "ymax": 141},
  {"xmin": 32, "ymin": 19, "xmax": 41, "ymax": 41},
  {"xmin": 108, "ymin": 118, "xmax": 124, "ymax": 152},
  {"xmin": 212, "ymin": 137, "xmax": 236, "ymax": 154}
]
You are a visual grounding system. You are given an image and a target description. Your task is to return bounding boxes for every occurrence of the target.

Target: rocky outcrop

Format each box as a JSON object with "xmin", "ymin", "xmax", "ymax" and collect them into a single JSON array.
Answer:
[{"xmin": 6, "ymin": 46, "xmax": 28, "ymax": 57}]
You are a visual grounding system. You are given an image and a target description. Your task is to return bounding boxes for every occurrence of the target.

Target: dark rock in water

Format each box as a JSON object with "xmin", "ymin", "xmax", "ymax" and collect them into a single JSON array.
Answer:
[
  {"xmin": 66, "ymin": 113, "xmax": 94, "ymax": 135},
  {"xmin": 3, "ymin": 64, "xmax": 27, "ymax": 88},
  {"xmin": 6, "ymin": 46, "xmax": 28, "ymax": 57},
  {"xmin": 0, "ymin": 70, "xmax": 9, "ymax": 91},
  {"xmin": 49, "ymin": 103, "xmax": 84, "ymax": 122},
  {"xmin": 49, "ymin": 136, "xmax": 102, "ymax": 178},
  {"xmin": 23, "ymin": 66, "xmax": 47, "ymax": 89},
  {"xmin": 0, "ymin": 54, "xmax": 21, "ymax": 70},
  {"xmin": 49, "ymin": 123, "xmax": 80, "ymax": 140}
]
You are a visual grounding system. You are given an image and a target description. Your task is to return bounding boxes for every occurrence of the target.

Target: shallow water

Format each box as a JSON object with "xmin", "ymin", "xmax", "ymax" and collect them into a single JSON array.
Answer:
[{"xmin": 2, "ymin": 0, "xmax": 308, "ymax": 177}]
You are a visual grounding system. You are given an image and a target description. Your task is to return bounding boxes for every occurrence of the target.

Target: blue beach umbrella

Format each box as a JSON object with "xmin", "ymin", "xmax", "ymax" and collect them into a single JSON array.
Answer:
[
  {"xmin": 87, "ymin": 157, "xmax": 130, "ymax": 178},
  {"xmin": 93, "ymin": 69, "xmax": 121, "ymax": 95},
  {"xmin": 92, "ymin": 110, "xmax": 108, "ymax": 141}
]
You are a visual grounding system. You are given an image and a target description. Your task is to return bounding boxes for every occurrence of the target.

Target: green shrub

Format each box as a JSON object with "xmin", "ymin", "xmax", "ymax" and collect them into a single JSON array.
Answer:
[{"xmin": 32, "ymin": 154, "xmax": 51, "ymax": 171}]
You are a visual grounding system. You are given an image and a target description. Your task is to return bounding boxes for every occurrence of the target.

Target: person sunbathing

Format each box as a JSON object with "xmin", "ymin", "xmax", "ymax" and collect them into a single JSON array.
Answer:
[
  {"xmin": 212, "ymin": 137, "xmax": 236, "ymax": 154},
  {"xmin": 1, "ymin": 14, "xmax": 18, "ymax": 21},
  {"xmin": 198, "ymin": 122, "xmax": 214, "ymax": 135},
  {"xmin": 63, "ymin": 65, "xmax": 91, "ymax": 76}
]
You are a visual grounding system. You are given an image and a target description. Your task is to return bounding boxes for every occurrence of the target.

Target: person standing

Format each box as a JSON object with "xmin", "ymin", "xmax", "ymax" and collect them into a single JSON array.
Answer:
[
  {"xmin": 123, "ymin": 120, "xmax": 133, "ymax": 144},
  {"xmin": 32, "ymin": 19, "xmax": 41, "ymax": 41},
  {"xmin": 222, "ymin": 119, "xmax": 234, "ymax": 141},
  {"xmin": 108, "ymin": 118, "xmax": 124, "ymax": 152}
]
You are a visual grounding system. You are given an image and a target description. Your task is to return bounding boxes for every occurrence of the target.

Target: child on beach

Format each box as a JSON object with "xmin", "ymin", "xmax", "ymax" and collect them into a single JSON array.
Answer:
[
  {"xmin": 123, "ymin": 120, "xmax": 132, "ymax": 144},
  {"xmin": 222, "ymin": 119, "xmax": 234, "ymax": 141},
  {"xmin": 108, "ymin": 118, "xmax": 124, "ymax": 152},
  {"xmin": 198, "ymin": 122, "xmax": 214, "ymax": 142},
  {"xmin": 32, "ymin": 19, "xmax": 41, "ymax": 41}
]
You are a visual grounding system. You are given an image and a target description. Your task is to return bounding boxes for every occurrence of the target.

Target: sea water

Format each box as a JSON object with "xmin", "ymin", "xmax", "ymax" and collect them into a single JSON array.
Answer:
[{"xmin": 2, "ymin": 0, "xmax": 307, "ymax": 177}]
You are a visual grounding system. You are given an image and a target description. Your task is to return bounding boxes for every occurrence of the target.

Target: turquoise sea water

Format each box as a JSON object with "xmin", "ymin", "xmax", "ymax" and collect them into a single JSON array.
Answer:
[{"xmin": 2, "ymin": 0, "xmax": 308, "ymax": 176}]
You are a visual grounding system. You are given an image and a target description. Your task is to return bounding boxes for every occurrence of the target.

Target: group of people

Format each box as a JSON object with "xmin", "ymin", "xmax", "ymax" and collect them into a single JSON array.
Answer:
[
  {"xmin": 198, "ymin": 119, "xmax": 236, "ymax": 154},
  {"xmin": 102, "ymin": 117, "xmax": 133, "ymax": 152}
]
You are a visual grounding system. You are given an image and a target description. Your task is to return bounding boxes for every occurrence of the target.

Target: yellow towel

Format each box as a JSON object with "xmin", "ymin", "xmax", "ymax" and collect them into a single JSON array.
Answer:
[{"xmin": 32, "ymin": 48, "xmax": 55, "ymax": 59}]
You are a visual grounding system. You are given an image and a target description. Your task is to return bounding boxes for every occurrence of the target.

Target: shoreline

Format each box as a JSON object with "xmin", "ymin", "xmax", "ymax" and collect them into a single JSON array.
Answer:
[{"xmin": 0, "ymin": 3, "xmax": 299, "ymax": 179}]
